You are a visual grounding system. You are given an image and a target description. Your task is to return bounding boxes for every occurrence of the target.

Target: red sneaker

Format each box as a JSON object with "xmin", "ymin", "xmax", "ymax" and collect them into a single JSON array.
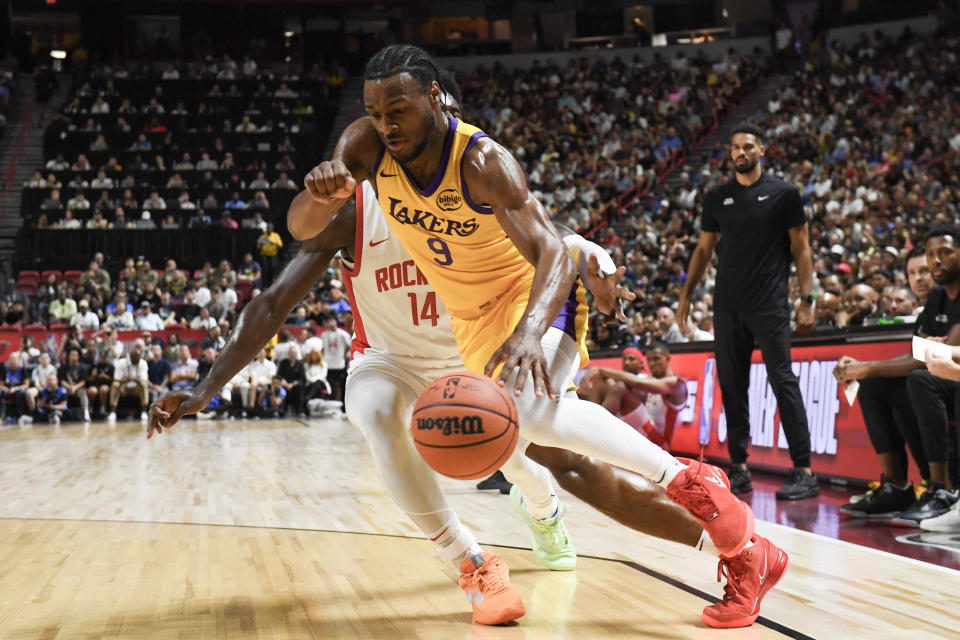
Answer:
[
  {"xmin": 666, "ymin": 457, "xmax": 754, "ymax": 556},
  {"xmin": 458, "ymin": 552, "xmax": 526, "ymax": 625},
  {"xmin": 701, "ymin": 534, "xmax": 789, "ymax": 629}
]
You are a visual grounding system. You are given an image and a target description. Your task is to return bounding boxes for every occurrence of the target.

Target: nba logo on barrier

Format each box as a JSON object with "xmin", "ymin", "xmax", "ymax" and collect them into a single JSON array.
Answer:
[{"xmin": 443, "ymin": 378, "xmax": 459, "ymax": 399}]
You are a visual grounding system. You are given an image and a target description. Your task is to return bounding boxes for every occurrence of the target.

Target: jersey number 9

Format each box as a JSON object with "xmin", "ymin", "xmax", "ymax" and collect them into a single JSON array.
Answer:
[{"xmin": 427, "ymin": 237, "xmax": 453, "ymax": 266}]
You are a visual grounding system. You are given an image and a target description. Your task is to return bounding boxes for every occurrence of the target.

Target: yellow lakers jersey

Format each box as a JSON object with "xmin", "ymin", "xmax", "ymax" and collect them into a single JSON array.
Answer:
[{"xmin": 374, "ymin": 117, "xmax": 534, "ymax": 319}]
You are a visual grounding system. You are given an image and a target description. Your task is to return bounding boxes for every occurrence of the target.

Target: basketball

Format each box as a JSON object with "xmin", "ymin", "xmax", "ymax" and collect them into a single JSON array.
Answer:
[{"xmin": 411, "ymin": 372, "xmax": 519, "ymax": 480}]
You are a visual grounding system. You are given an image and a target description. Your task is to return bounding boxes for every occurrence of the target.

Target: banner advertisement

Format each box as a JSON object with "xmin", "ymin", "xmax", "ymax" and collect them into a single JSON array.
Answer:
[{"xmin": 589, "ymin": 340, "xmax": 914, "ymax": 483}]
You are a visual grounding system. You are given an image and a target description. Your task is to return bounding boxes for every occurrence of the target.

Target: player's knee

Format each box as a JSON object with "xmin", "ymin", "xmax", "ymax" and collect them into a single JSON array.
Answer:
[{"xmin": 513, "ymin": 392, "xmax": 560, "ymax": 445}]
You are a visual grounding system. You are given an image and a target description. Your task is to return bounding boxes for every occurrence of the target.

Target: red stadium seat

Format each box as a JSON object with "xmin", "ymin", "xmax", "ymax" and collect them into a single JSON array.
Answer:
[
  {"xmin": 40, "ymin": 270, "xmax": 63, "ymax": 282},
  {"xmin": 49, "ymin": 324, "xmax": 69, "ymax": 331},
  {"xmin": 64, "ymin": 270, "xmax": 83, "ymax": 283},
  {"xmin": 236, "ymin": 280, "xmax": 254, "ymax": 301},
  {"xmin": 17, "ymin": 270, "xmax": 40, "ymax": 283},
  {"xmin": 15, "ymin": 281, "xmax": 37, "ymax": 295},
  {"xmin": 24, "ymin": 324, "xmax": 46, "ymax": 331}
]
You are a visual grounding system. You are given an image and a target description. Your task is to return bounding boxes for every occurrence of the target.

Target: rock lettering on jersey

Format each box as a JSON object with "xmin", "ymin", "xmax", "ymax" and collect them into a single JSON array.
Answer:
[
  {"xmin": 374, "ymin": 260, "xmax": 430, "ymax": 292},
  {"xmin": 386, "ymin": 197, "xmax": 479, "ymax": 237},
  {"xmin": 416, "ymin": 415, "xmax": 485, "ymax": 436}
]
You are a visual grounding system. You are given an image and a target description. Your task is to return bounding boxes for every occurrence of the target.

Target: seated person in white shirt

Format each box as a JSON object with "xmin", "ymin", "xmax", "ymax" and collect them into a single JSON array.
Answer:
[
  {"xmin": 170, "ymin": 345, "xmax": 199, "ymax": 391},
  {"xmin": 108, "ymin": 344, "xmax": 149, "ymax": 422},
  {"xmin": 243, "ymin": 349, "xmax": 276, "ymax": 412},
  {"xmin": 272, "ymin": 330, "xmax": 300, "ymax": 363},
  {"xmin": 25, "ymin": 353, "xmax": 58, "ymax": 413}
]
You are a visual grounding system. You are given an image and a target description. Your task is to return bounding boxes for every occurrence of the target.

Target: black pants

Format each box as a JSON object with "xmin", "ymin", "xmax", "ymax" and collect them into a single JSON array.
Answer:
[
  {"xmin": 714, "ymin": 308, "xmax": 811, "ymax": 467},
  {"xmin": 286, "ymin": 384, "xmax": 304, "ymax": 415},
  {"xmin": 905, "ymin": 369, "xmax": 960, "ymax": 465},
  {"xmin": 260, "ymin": 255, "xmax": 280, "ymax": 286},
  {"xmin": 858, "ymin": 376, "xmax": 930, "ymax": 480},
  {"xmin": 327, "ymin": 368, "xmax": 347, "ymax": 402}
]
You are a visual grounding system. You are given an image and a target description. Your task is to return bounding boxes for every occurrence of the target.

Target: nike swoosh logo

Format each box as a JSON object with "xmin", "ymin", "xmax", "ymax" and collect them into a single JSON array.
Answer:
[
  {"xmin": 758, "ymin": 547, "xmax": 767, "ymax": 584},
  {"xmin": 758, "ymin": 195, "xmax": 770, "ymax": 201},
  {"xmin": 369, "ymin": 238, "xmax": 388, "ymax": 247},
  {"xmin": 379, "ymin": 170, "xmax": 397, "ymax": 178}
]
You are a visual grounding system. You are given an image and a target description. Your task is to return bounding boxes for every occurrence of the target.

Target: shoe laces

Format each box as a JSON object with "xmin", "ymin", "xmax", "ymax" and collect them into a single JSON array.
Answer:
[
  {"xmin": 532, "ymin": 516, "xmax": 569, "ymax": 548},
  {"xmin": 673, "ymin": 463, "xmax": 720, "ymax": 521},
  {"xmin": 474, "ymin": 558, "xmax": 507, "ymax": 595},
  {"xmin": 715, "ymin": 556, "xmax": 747, "ymax": 604}
]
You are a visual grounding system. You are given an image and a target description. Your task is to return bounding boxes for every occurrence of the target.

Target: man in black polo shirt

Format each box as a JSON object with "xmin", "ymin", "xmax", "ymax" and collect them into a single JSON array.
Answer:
[
  {"xmin": 678, "ymin": 123, "xmax": 817, "ymax": 500},
  {"xmin": 836, "ymin": 227, "xmax": 960, "ymax": 527}
]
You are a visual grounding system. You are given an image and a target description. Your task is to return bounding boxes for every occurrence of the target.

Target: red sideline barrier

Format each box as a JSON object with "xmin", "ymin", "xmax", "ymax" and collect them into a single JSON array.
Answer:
[
  {"xmin": 0, "ymin": 327, "xmax": 209, "ymax": 361},
  {"xmin": 589, "ymin": 339, "xmax": 915, "ymax": 484}
]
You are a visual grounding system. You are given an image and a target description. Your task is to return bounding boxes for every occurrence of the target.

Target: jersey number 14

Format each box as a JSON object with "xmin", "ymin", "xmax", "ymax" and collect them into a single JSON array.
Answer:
[{"xmin": 407, "ymin": 292, "xmax": 439, "ymax": 327}]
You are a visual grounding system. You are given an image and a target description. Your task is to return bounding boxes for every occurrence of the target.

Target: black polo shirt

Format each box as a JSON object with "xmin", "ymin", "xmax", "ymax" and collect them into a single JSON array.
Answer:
[
  {"xmin": 916, "ymin": 285, "xmax": 960, "ymax": 337},
  {"xmin": 701, "ymin": 173, "xmax": 806, "ymax": 312}
]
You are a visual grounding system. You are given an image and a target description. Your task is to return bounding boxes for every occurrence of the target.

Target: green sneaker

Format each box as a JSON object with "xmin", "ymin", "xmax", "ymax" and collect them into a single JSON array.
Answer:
[{"xmin": 510, "ymin": 484, "xmax": 576, "ymax": 571}]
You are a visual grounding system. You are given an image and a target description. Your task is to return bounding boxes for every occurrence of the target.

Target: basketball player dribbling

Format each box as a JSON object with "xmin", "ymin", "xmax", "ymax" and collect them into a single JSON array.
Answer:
[
  {"xmin": 150, "ymin": 74, "xmax": 740, "ymax": 627},
  {"xmin": 290, "ymin": 44, "xmax": 789, "ymax": 628},
  {"xmin": 580, "ymin": 343, "xmax": 688, "ymax": 450}
]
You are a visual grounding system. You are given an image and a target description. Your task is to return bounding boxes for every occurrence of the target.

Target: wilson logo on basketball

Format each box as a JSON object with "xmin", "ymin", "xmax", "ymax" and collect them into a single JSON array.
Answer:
[
  {"xmin": 416, "ymin": 415, "xmax": 485, "ymax": 436},
  {"xmin": 436, "ymin": 188, "xmax": 463, "ymax": 211}
]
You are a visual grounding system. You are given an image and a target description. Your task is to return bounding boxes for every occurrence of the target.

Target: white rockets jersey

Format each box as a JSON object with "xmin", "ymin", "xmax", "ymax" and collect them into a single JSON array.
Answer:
[
  {"xmin": 627, "ymin": 378, "xmax": 687, "ymax": 433},
  {"xmin": 342, "ymin": 181, "xmax": 463, "ymax": 367}
]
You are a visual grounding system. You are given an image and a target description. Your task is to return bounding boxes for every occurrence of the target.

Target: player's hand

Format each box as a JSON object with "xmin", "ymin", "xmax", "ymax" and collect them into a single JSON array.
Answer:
[
  {"xmin": 578, "ymin": 367, "xmax": 601, "ymax": 390},
  {"xmin": 303, "ymin": 160, "xmax": 356, "ymax": 203},
  {"xmin": 675, "ymin": 295, "xmax": 691, "ymax": 335},
  {"xmin": 147, "ymin": 389, "xmax": 207, "ymax": 439},
  {"xmin": 833, "ymin": 356, "xmax": 867, "ymax": 384},
  {"xmin": 584, "ymin": 255, "xmax": 635, "ymax": 323},
  {"xmin": 795, "ymin": 300, "xmax": 814, "ymax": 334},
  {"xmin": 484, "ymin": 329, "xmax": 556, "ymax": 401},
  {"xmin": 926, "ymin": 348, "xmax": 960, "ymax": 381}
]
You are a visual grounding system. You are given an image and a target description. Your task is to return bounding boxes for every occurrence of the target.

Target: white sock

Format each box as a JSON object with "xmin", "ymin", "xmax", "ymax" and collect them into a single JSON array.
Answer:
[
  {"xmin": 523, "ymin": 492, "xmax": 559, "ymax": 520},
  {"xmin": 499, "ymin": 438, "xmax": 559, "ymax": 518},
  {"xmin": 430, "ymin": 518, "xmax": 483, "ymax": 566},
  {"xmin": 696, "ymin": 530, "xmax": 719, "ymax": 556}
]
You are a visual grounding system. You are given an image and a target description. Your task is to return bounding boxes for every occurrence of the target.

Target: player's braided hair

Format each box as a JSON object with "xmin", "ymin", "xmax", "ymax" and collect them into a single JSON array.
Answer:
[
  {"xmin": 364, "ymin": 44, "xmax": 442, "ymax": 92},
  {"xmin": 437, "ymin": 67, "xmax": 463, "ymax": 108}
]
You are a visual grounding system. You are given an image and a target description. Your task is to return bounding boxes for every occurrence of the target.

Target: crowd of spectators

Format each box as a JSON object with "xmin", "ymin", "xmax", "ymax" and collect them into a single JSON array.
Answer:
[
  {"xmin": 18, "ymin": 24, "xmax": 960, "ymax": 360},
  {"xmin": 0, "ymin": 250, "xmax": 355, "ymax": 426},
  {"xmin": 452, "ymin": 25, "xmax": 957, "ymax": 353},
  {"xmin": 459, "ymin": 47, "xmax": 763, "ymax": 233},
  {"xmin": 22, "ymin": 55, "xmax": 343, "ymax": 239}
]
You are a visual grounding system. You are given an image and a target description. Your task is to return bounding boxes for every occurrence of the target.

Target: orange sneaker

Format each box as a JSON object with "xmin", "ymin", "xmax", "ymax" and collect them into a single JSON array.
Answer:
[
  {"xmin": 701, "ymin": 534, "xmax": 789, "ymax": 629},
  {"xmin": 458, "ymin": 552, "xmax": 526, "ymax": 625},
  {"xmin": 666, "ymin": 457, "xmax": 754, "ymax": 556}
]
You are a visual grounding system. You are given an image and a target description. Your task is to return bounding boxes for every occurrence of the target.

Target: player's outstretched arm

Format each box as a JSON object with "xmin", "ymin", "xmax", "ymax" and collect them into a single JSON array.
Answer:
[
  {"xmin": 592, "ymin": 367, "xmax": 681, "ymax": 394},
  {"xmin": 291, "ymin": 118, "xmax": 380, "ymax": 240},
  {"xmin": 148, "ymin": 200, "xmax": 357, "ymax": 438},
  {"xmin": 466, "ymin": 138, "xmax": 576, "ymax": 400},
  {"xmin": 559, "ymin": 231, "xmax": 635, "ymax": 321}
]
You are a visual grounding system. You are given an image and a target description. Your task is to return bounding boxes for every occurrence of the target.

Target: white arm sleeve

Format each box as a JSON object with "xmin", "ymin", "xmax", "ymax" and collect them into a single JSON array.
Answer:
[{"xmin": 563, "ymin": 234, "xmax": 618, "ymax": 281}]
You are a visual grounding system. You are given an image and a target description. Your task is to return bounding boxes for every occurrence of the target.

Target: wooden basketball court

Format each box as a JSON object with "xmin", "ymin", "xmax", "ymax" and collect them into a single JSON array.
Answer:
[{"xmin": 0, "ymin": 417, "xmax": 957, "ymax": 639}]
